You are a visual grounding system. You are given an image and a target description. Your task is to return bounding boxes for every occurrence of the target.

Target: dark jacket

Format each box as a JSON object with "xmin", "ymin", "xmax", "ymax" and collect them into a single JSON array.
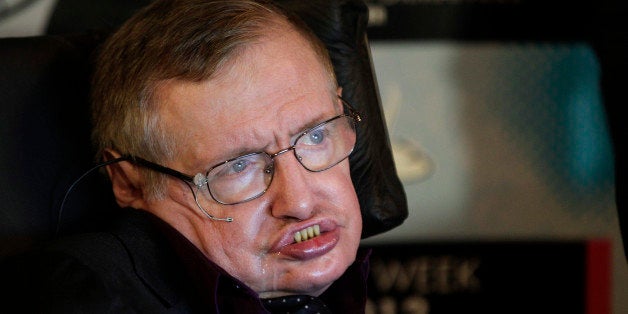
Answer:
[{"xmin": 1, "ymin": 209, "xmax": 370, "ymax": 313}]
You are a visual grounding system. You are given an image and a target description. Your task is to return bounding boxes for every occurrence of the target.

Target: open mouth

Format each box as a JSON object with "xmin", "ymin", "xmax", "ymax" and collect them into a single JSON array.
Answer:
[{"xmin": 293, "ymin": 224, "xmax": 321, "ymax": 243}]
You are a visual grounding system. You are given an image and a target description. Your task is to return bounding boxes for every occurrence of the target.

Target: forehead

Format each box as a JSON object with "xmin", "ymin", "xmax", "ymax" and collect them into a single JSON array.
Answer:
[{"xmin": 157, "ymin": 28, "xmax": 338, "ymax": 164}]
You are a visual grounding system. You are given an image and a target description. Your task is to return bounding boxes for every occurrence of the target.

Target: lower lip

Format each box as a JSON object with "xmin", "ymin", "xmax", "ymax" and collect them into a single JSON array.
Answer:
[{"xmin": 274, "ymin": 229, "xmax": 340, "ymax": 260}]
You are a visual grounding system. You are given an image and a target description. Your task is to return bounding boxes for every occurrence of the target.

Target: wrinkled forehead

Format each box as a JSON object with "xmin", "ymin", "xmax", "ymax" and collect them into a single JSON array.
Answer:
[{"xmin": 153, "ymin": 28, "xmax": 339, "ymax": 163}]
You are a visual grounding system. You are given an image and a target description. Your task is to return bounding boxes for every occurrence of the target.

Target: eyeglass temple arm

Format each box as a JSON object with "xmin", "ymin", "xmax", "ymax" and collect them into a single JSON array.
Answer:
[
  {"xmin": 339, "ymin": 96, "xmax": 362, "ymax": 122},
  {"xmin": 119, "ymin": 155, "xmax": 232, "ymax": 222},
  {"xmin": 121, "ymin": 155, "xmax": 195, "ymax": 183}
]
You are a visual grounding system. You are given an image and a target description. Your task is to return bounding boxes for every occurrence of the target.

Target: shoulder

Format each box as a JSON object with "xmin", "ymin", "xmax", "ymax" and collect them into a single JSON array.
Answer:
[
  {"xmin": 1, "ymin": 216, "xmax": 185, "ymax": 313},
  {"xmin": 1, "ymin": 232, "xmax": 133, "ymax": 312}
]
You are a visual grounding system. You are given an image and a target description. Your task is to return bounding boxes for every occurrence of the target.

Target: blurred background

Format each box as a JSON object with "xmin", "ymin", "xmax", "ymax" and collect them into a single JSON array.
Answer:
[{"xmin": 1, "ymin": 0, "xmax": 626, "ymax": 313}]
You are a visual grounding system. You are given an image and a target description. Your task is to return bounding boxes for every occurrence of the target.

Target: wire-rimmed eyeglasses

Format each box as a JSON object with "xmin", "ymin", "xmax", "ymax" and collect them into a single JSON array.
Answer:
[{"xmin": 123, "ymin": 97, "xmax": 361, "ymax": 206}]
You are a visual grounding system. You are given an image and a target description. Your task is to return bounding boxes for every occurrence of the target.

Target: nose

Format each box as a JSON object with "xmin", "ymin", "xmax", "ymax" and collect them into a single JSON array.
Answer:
[{"xmin": 266, "ymin": 152, "xmax": 316, "ymax": 220}]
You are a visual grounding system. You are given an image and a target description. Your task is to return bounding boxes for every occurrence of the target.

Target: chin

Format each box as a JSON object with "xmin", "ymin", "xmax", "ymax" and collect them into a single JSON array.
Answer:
[
  {"xmin": 295, "ymin": 258, "xmax": 352, "ymax": 294},
  {"xmin": 256, "ymin": 258, "xmax": 349, "ymax": 298}
]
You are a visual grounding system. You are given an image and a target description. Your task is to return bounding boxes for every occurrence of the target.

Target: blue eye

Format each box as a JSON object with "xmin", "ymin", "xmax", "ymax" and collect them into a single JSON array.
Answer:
[
  {"xmin": 231, "ymin": 160, "xmax": 248, "ymax": 173},
  {"xmin": 308, "ymin": 129, "xmax": 325, "ymax": 145}
]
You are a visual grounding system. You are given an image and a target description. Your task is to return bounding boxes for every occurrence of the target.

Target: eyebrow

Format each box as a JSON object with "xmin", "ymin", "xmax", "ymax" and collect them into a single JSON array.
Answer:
[
  {"xmin": 205, "ymin": 95, "xmax": 345, "ymax": 167},
  {"xmin": 289, "ymin": 113, "xmax": 330, "ymax": 141},
  {"xmin": 209, "ymin": 111, "xmax": 331, "ymax": 166}
]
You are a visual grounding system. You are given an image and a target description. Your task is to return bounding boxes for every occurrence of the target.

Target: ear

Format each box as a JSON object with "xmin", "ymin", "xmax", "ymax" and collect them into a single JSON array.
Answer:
[{"xmin": 104, "ymin": 149, "xmax": 149, "ymax": 209}]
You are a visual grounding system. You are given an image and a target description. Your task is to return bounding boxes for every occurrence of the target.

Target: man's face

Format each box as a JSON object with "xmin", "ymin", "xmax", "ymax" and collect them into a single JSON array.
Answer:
[{"xmin": 148, "ymin": 28, "xmax": 362, "ymax": 298}]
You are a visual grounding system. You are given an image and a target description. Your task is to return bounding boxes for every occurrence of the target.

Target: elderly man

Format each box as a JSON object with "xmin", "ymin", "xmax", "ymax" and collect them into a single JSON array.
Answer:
[{"xmin": 4, "ymin": 0, "xmax": 372, "ymax": 312}]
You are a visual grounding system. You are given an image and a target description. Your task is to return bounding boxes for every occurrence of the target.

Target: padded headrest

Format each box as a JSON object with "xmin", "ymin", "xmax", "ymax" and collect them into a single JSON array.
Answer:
[{"xmin": 0, "ymin": 33, "xmax": 116, "ymax": 255}]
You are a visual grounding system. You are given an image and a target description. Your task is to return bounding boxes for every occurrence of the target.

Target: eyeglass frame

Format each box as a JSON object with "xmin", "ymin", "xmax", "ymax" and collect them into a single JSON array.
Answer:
[{"xmin": 121, "ymin": 96, "xmax": 362, "ymax": 205}]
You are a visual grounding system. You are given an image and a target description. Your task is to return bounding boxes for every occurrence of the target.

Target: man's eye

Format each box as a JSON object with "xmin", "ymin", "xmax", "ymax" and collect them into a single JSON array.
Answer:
[
  {"xmin": 306, "ymin": 129, "xmax": 326, "ymax": 145},
  {"xmin": 230, "ymin": 160, "xmax": 248, "ymax": 173}
]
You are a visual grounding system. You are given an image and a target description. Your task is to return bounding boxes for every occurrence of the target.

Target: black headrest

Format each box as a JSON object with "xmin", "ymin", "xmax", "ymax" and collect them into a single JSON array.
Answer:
[{"xmin": 0, "ymin": 32, "xmax": 116, "ymax": 256}]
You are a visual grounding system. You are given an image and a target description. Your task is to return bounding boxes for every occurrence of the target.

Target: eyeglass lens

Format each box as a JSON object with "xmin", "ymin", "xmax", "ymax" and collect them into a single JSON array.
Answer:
[{"xmin": 203, "ymin": 115, "xmax": 357, "ymax": 204}]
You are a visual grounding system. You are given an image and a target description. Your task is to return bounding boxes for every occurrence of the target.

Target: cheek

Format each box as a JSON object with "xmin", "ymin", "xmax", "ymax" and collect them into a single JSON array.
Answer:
[
  {"xmin": 199, "ymin": 215, "xmax": 269, "ymax": 275},
  {"xmin": 343, "ymin": 168, "xmax": 363, "ymax": 238},
  {"xmin": 216, "ymin": 207, "xmax": 269, "ymax": 246},
  {"xmin": 332, "ymin": 162, "xmax": 360, "ymax": 207},
  {"xmin": 328, "ymin": 163, "xmax": 362, "ymax": 232}
]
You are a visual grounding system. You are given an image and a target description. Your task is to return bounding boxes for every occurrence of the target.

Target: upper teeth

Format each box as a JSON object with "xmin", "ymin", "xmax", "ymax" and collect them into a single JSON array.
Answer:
[{"xmin": 294, "ymin": 225, "xmax": 321, "ymax": 243}]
